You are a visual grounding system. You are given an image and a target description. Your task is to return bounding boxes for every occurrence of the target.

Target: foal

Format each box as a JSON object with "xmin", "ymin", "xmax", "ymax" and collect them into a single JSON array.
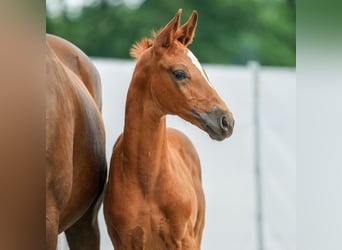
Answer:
[{"xmin": 104, "ymin": 10, "xmax": 234, "ymax": 249}]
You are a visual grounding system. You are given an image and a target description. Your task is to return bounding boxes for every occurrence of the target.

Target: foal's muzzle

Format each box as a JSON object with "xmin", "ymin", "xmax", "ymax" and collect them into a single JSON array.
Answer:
[{"xmin": 192, "ymin": 107, "xmax": 234, "ymax": 141}]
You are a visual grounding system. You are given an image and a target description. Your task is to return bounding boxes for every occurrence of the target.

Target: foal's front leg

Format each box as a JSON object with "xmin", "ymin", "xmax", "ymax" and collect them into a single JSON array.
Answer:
[{"xmin": 181, "ymin": 237, "xmax": 198, "ymax": 250}]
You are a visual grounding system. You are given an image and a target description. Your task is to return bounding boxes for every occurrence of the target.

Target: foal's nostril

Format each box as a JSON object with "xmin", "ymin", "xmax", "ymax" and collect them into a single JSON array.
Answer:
[{"xmin": 220, "ymin": 115, "xmax": 229, "ymax": 131}]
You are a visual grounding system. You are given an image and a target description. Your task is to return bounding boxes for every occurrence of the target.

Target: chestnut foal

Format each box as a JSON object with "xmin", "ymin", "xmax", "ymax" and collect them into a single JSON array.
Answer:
[{"xmin": 104, "ymin": 10, "xmax": 234, "ymax": 250}]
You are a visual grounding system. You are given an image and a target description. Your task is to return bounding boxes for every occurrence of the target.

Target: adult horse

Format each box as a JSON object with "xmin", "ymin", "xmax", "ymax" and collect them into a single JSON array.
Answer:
[
  {"xmin": 104, "ymin": 9, "xmax": 234, "ymax": 250},
  {"xmin": 46, "ymin": 34, "xmax": 107, "ymax": 250}
]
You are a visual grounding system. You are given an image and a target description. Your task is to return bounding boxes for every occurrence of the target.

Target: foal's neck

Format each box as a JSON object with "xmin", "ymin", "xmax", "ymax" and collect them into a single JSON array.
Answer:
[{"xmin": 122, "ymin": 69, "xmax": 168, "ymax": 191}]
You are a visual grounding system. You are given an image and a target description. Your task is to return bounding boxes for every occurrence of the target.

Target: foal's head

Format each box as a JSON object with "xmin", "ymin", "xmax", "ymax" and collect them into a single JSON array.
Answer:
[{"xmin": 130, "ymin": 9, "xmax": 234, "ymax": 141}]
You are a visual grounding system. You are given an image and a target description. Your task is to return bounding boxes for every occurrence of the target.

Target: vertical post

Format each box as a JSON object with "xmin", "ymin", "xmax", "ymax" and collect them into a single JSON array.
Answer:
[{"xmin": 249, "ymin": 61, "xmax": 264, "ymax": 250}]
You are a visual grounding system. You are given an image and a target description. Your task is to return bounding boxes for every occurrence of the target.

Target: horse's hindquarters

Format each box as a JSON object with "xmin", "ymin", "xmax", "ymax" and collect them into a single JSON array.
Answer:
[
  {"xmin": 57, "ymin": 73, "xmax": 107, "ymax": 231},
  {"xmin": 46, "ymin": 36, "xmax": 107, "ymax": 249}
]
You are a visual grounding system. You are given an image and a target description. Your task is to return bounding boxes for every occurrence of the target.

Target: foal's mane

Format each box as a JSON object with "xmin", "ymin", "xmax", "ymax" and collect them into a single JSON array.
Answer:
[
  {"xmin": 129, "ymin": 29, "xmax": 185, "ymax": 59},
  {"xmin": 129, "ymin": 37, "xmax": 153, "ymax": 59}
]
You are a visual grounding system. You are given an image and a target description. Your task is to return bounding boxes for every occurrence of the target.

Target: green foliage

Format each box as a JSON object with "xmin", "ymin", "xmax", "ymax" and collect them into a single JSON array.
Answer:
[{"xmin": 47, "ymin": 0, "xmax": 295, "ymax": 66}]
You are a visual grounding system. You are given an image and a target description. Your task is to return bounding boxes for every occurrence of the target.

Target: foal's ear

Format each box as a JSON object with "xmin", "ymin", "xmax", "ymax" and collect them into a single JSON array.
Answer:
[
  {"xmin": 154, "ymin": 9, "xmax": 182, "ymax": 49},
  {"xmin": 178, "ymin": 11, "xmax": 198, "ymax": 46}
]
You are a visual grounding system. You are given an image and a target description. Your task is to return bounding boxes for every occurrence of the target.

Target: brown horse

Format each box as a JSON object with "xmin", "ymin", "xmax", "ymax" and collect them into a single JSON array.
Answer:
[
  {"xmin": 46, "ymin": 34, "xmax": 107, "ymax": 250},
  {"xmin": 104, "ymin": 9, "xmax": 234, "ymax": 250}
]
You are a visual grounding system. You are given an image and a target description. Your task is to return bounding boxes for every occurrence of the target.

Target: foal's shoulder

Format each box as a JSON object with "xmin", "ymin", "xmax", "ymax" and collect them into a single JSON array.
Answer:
[
  {"xmin": 167, "ymin": 128, "xmax": 190, "ymax": 140},
  {"xmin": 167, "ymin": 128, "xmax": 196, "ymax": 151},
  {"xmin": 166, "ymin": 128, "xmax": 201, "ymax": 176}
]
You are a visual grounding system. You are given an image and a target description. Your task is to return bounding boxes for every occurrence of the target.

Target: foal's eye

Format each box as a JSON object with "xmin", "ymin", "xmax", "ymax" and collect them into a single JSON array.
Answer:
[{"xmin": 173, "ymin": 70, "xmax": 187, "ymax": 80}]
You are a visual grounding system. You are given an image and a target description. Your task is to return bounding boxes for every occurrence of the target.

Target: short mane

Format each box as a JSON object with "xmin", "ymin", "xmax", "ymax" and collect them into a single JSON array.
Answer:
[
  {"xmin": 129, "ymin": 38, "xmax": 153, "ymax": 59},
  {"xmin": 129, "ymin": 29, "xmax": 185, "ymax": 59}
]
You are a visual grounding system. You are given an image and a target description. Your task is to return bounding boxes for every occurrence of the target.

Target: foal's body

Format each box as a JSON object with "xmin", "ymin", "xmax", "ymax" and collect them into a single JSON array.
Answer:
[
  {"xmin": 105, "ymin": 96, "xmax": 205, "ymax": 248},
  {"xmin": 46, "ymin": 34, "xmax": 107, "ymax": 250},
  {"xmin": 104, "ymin": 10, "xmax": 234, "ymax": 249}
]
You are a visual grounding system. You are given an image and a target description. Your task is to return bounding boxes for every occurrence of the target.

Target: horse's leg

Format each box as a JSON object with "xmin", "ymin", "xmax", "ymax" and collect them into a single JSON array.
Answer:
[
  {"xmin": 46, "ymin": 205, "xmax": 59, "ymax": 250},
  {"xmin": 64, "ymin": 195, "xmax": 103, "ymax": 250}
]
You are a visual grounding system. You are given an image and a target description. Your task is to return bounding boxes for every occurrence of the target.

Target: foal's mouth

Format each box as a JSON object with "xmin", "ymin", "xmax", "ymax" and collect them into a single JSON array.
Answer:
[{"xmin": 192, "ymin": 107, "xmax": 234, "ymax": 141}]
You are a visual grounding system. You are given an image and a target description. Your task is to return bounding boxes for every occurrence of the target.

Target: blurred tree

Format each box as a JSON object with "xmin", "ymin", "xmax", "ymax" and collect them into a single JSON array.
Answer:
[{"xmin": 46, "ymin": 0, "xmax": 295, "ymax": 66}]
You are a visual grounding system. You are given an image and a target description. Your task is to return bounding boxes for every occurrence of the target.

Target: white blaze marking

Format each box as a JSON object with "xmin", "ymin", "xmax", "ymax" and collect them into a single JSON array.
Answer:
[{"xmin": 187, "ymin": 49, "xmax": 214, "ymax": 88}]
